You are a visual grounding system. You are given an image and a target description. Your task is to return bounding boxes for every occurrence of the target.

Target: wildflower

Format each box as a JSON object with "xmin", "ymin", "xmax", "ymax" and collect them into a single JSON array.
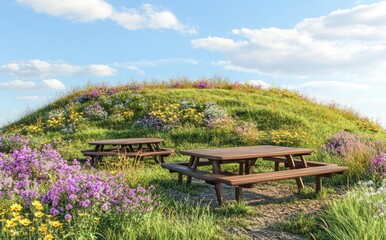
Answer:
[
  {"xmin": 102, "ymin": 203, "xmax": 109, "ymax": 211},
  {"xmin": 19, "ymin": 218, "xmax": 32, "ymax": 226},
  {"xmin": 65, "ymin": 204, "xmax": 73, "ymax": 210},
  {"xmin": 44, "ymin": 234, "xmax": 54, "ymax": 240},
  {"xmin": 50, "ymin": 208, "xmax": 59, "ymax": 216},
  {"xmin": 32, "ymin": 200, "xmax": 44, "ymax": 211},
  {"xmin": 64, "ymin": 214, "xmax": 72, "ymax": 222},
  {"xmin": 10, "ymin": 203, "xmax": 23, "ymax": 212},
  {"xmin": 6, "ymin": 219, "xmax": 17, "ymax": 228},
  {"xmin": 49, "ymin": 220, "xmax": 62, "ymax": 228},
  {"xmin": 34, "ymin": 211, "xmax": 44, "ymax": 218},
  {"xmin": 38, "ymin": 224, "xmax": 47, "ymax": 232}
]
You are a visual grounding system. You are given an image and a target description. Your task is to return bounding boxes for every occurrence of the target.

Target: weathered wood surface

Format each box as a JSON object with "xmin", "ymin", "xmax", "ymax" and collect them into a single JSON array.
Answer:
[{"xmin": 180, "ymin": 145, "xmax": 313, "ymax": 161}]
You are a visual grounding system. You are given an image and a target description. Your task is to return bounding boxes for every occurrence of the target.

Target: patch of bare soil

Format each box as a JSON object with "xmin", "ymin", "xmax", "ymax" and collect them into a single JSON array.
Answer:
[{"xmin": 165, "ymin": 179, "xmax": 346, "ymax": 240}]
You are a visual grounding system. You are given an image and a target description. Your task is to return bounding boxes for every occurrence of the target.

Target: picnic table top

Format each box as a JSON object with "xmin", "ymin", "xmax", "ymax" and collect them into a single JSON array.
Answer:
[
  {"xmin": 179, "ymin": 145, "xmax": 313, "ymax": 161},
  {"xmin": 88, "ymin": 138, "xmax": 164, "ymax": 145}
]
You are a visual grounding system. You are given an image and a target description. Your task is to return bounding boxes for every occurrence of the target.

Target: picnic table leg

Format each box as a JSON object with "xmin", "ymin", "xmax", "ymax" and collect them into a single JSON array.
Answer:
[
  {"xmin": 244, "ymin": 159, "xmax": 256, "ymax": 174},
  {"xmin": 187, "ymin": 156, "xmax": 199, "ymax": 185},
  {"xmin": 286, "ymin": 155, "xmax": 304, "ymax": 189},
  {"xmin": 316, "ymin": 176, "xmax": 322, "ymax": 192},
  {"xmin": 235, "ymin": 186, "xmax": 243, "ymax": 202},
  {"xmin": 239, "ymin": 162, "xmax": 244, "ymax": 175},
  {"xmin": 211, "ymin": 160, "xmax": 225, "ymax": 206},
  {"xmin": 274, "ymin": 162, "xmax": 280, "ymax": 171},
  {"xmin": 215, "ymin": 183, "xmax": 224, "ymax": 206},
  {"xmin": 96, "ymin": 145, "xmax": 105, "ymax": 165}
]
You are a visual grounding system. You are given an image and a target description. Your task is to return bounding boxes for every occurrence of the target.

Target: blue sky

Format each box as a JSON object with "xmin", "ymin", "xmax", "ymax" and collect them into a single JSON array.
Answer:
[{"xmin": 1, "ymin": 0, "xmax": 386, "ymax": 128}]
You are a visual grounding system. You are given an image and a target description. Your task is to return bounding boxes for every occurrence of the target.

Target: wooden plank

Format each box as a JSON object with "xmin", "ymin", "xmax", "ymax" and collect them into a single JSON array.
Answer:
[
  {"xmin": 180, "ymin": 145, "xmax": 313, "ymax": 161},
  {"xmin": 212, "ymin": 166, "xmax": 349, "ymax": 185},
  {"xmin": 89, "ymin": 138, "xmax": 164, "ymax": 145},
  {"xmin": 263, "ymin": 157, "xmax": 337, "ymax": 167}
]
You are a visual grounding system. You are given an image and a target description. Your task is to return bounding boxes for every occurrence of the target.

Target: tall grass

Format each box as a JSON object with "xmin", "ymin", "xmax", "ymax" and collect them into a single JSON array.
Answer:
[
  {"xmin": 318, "ymin": 181, "xmax": 386, "ymax": 240},
  {"xmin": 101, "ymin": 199, "xmax": 220, "ymax": 240}
]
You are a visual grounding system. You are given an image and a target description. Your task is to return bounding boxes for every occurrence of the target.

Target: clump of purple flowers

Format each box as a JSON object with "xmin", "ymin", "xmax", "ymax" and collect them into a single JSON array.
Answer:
[
  {"xmin": 195, "ymin": 80, "xmax": 212, "ymax": 89},
  {"xmin": 74, "ymin": 86, "xmax": 121, "ymax": 103},
  {"xmin": 0, "ymin": 143, "xmax": 158, "ymax": 217},
  {"xmin": 320, "ymin": 130, "xmax": 382, "ymax": 157},
  {"xmin": 133, "ymin": 116, "xmax": 178, "ymax": 131},
  {"xmin": 370, "ymin": 153, "xmax": 386, "ymax": 184},
  {"xmin": 0, "ymin": 134, "xmax": 33, "ymax": 153},
  {"xmin": 85, "ymin": 102, "xmax": 108, "ymax": 120},
  {"xmin": 202, "ymin": 103, "xmax": 229, "ymax": 127}
]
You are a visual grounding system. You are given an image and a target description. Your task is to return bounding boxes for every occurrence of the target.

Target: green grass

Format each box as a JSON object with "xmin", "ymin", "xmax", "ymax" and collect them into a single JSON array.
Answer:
[{"xmin": 2, "ymin": 79, "xmax": 386, "ymax": 239}]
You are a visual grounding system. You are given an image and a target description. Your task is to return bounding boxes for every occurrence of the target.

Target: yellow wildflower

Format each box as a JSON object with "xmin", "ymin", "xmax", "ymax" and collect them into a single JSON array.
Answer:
[
  {"xmin": 10, "ymin": 203, "xmax": 23, "ymax": 212},
  {"xmin": 19, "ymin": 218, "xmax": 32, "ymax": 226},
  {"xmin": 49, "ymin": 220, "xmax": 62, "ymax": 228},
  {"xmin": 34, "ymin": 211, "xmax": 44, "ymax": 218},
  {"xmin": 32, "ymin": 200, "xmax": 44, "ymax": 211},
  {"xmin": 6, "ymin": 219, "xmax": 17, "ymax": 228},
  {"xmin": 38, "ymin": 224, "xmax": 47, "ymax": 232},
  {"xmin": 44, "ymin": 234, "xmax": 54, "ymax": 240},
  {"xmin": 94, "ymin": 217, "xmax": 100, "ymax": 221}
]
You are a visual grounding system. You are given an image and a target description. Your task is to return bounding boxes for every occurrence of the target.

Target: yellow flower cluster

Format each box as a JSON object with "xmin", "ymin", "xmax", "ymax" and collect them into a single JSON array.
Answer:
[
  {"xmin": 47, "ymin": 113, "xmax": 65, "ymax": 129},
  {"xmin": 1, "ymin": 201, "xmax": 63, "ymax": 239},
  {"xmin": 150, "ymin": 103, "xmax": 204, "ymax": 125},
  {"xmin": 357, "ymin": 119, "xmax": 380, "ymax": 133},
  {"xmin": 267, "ymin": 130, "xmax": 307, "ymax": 147}
]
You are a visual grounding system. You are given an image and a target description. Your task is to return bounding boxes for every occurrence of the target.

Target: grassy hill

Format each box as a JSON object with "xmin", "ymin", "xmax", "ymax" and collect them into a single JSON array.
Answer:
[
  {"xmin": 1, "ymin": 79, "xmax": 385, "ymax": 239},
  {"xmin": 3, "ymin": 79, "xmax": 385, "ymax": 161}
]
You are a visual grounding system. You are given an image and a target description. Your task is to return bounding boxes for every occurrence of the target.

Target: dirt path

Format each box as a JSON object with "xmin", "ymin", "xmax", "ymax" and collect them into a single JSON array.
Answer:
[{"xmin": 165, "ymin": 180, "xmax": 345, "ymax": 239}]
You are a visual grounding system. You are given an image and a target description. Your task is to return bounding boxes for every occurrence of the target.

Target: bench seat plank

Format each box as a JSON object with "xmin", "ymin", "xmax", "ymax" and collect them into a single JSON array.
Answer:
[
  {"xmin": 161, "ymin": 162, "xmax": 222, "ymax": 182},
  {"xmin": 263, "ymin": 157, "xmax": 337, "ymax": 167},
  {"xmin": 83, "ymin": 148, "xmax": 174, "ymax": 157},
  {"xmin": 212, "ymin": 166, "xmax": 348, "ymax": 186}
]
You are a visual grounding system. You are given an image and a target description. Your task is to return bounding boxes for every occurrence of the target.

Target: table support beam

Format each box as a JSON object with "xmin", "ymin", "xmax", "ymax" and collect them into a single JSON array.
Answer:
[{"xmin": 286, "ymin": 155, "xmax": 304, "ymax": 189}]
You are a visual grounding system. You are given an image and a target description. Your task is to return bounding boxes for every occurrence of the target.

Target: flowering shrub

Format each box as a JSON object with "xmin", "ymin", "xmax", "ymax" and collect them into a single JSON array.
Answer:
[
  {"xmin": 320, "ymin": 131, "xmax": 382, "ymax": 157},
  {"xmin": 84, "ymin": 102, "xmax": 108, "ymax": 120},
  {"xmin": 74, "ymin": 86, "xmax": 121, "ymax": 102},
  {"xmin": 259, "ymin": 129, "xmax": 307, "ymax": 147},
  {"xmin": 134, "ymin": 100, "xmax": 206, "ymax": 131},
  {"xmin": 0, "ymin": 134, "xmax": 34, "ymax": 153},
  {"xmin": 45, "ymin": 103, "xmax": 84, "ymax": 134},
  {"xmin": 202, "ymin": 103, "xmax": 229, "ymax": 127},
  {"xmin": 1, "ymin": 201, "xmax": 62, "ymax": 239},
  {"xmin": 369, "ymin": 153, "xmax": 386, "ymax": 185},
  {"xmin": 195, "ymin": 80, "xmax": 213, "ymax": 89},
  {"xmin": 234, "ymin": 122, "xmax": 259, "ymax": 144},
  {"xmin": 355, "ymin": 180, "xmax": 386, "ymax": 218},
  {"xmin": 0, "ymin": 144, "xmax": 158, "ymax": 238}
]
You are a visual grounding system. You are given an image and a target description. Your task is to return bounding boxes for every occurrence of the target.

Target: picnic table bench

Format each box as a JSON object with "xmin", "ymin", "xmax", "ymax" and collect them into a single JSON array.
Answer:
[
  {"xmin": 162, "ymin": 145, "xmax": 349, "ymax": 206},
  {"xmin": 83, "ymin": 138, "xmax": 174, "ymax": 165}
]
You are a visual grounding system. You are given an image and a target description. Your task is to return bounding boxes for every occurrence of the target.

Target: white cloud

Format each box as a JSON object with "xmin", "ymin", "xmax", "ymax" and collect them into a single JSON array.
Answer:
[
  {"xmin": 245, "ymin": 80, "xmax": 270, "ymax": 89},
  {"xmin": 191, "ymin": 1, "xmax": 386, "ymax": 79},
  {"xmin": 15, "ymin": 95, "xmax": 49, "ymax": 101},
  {"xmin": 0, "ymin": 79, "xmax": 66, "ymax": 91},
  {"xmin": 85, "ymin": 64, "xmax": 117, "ymax": 76},
  {"xmin": 111, "ymin": 4, "xmax": 197, "ymax": 34},
  {"xmin": 127, "ymin": 66, "xmax": 145, "ymax": 75},
  {"xmin": 0, "ymin": 59, "xmax": 116, "ymax": 78},
  {"xmin": 17, "ymin": 0, "xmax": 113, "ymax": 22},
  {"xmin": 192, "ymin": 37, "xmax": 247, "ymax": 52},
  {"xmin": 299, "ymin": 81, "xmax": 371, "ymax": 91},
  {"xmin": 42, "ymin": 79, "xmax": 66, "ymax": 90},
  {"xmin": 0, "ymin": 80, "xmax": 36, "ymax": 90}
]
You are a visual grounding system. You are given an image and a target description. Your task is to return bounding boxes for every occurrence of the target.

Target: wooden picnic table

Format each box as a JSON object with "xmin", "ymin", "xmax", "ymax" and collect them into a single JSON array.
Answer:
[
  {"xmin": 163, "ymin": 145, "xmax": 348, "ymax": 205},
  {"xmin": 83, "ymin": 138, "xmax": 174, "ymax": 165},
  {"xmin": 180, "ymin": 145, "xmax": 312, "ymax": 186}
]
